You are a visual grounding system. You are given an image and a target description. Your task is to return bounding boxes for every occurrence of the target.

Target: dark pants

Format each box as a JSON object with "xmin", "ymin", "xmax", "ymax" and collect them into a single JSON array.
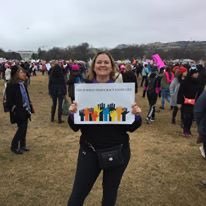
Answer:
[
  {"xmin": 11, "ymin": 120, "xmax": 28, "ymax": 150},
  {"xmin": 140, "ymin": 76, "xmax": 147, "ymax": 87},
  {"xmin": 51, "ymin": 95, "xmax": 64, "ymax": 121},
  {"xmin": 182, "ymin": 106, "xmax": 194, "ymax": 133},
  {"xmin": 172, "ymin": 106, "xmax": 178, "ymax": 123},
  {"xmin": 204, "ymin": 142, "xmax": 206, "ymax": 154},
  {"xmin": 180, "ymin": 106, "xmax": 184, "ymax": 126},
  {"xmin": 147, "ymin": 92, "xmax": 157, "ymax": 120},
  {"xmin": 161, "ymin": 88, "xmax": 170, "ymax": 108},
  {"xmin": 67, "ymin": 145, "xmax": 130, "ymax": 206}
]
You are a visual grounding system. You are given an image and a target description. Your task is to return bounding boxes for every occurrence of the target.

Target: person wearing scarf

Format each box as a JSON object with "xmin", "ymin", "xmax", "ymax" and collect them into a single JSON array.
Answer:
[{"xmin": 5, "ymin": 65, "xmax": 34, "ymax": 154}]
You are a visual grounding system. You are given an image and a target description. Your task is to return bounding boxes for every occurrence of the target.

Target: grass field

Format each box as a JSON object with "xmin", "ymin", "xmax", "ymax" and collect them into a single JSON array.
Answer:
[{"xmin": 0, "ymin": 74, "xmax": 206, "ymax": 206}]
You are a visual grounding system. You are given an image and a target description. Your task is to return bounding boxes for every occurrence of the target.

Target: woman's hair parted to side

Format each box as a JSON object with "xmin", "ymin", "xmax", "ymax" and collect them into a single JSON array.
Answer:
[
  {"xmin": 87, "ymin": 51, "xmax": 117, "ymax": 80},
  {"xmin": 10, "ymin": 65, "xmax": 25, "ymax": 84}
]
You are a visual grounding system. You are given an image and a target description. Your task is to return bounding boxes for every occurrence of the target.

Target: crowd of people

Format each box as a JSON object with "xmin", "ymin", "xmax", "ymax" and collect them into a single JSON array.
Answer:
[{"xmin": 1, "ymin": 53, "xmax": 206, "ymax": 205}]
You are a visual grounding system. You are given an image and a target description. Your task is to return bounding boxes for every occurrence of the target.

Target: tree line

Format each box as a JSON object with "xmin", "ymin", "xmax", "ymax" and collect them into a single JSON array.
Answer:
[
  {"xmin": 33, "ymin": 42, "xmax": 206, "ymax": 61},
  {"xmin": 1, "ymin": 41, "xmax": 206, "ymax": 61},
  {"xmin": 0, "ymin": 49, "xmax": 22, "ymax": 60}
]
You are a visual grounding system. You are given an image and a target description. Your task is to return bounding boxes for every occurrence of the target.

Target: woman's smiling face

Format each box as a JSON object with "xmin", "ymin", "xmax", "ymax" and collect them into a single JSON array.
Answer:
[{"xmin": 94, "ymin": 53, "xmax": 113, "ymax": 78}]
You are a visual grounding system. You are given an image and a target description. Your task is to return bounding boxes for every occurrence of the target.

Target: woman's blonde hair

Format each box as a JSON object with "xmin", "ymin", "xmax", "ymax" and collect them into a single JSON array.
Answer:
[{"xmin": 87, "ymin": 51, "xmax": 117, "ymax": 80}]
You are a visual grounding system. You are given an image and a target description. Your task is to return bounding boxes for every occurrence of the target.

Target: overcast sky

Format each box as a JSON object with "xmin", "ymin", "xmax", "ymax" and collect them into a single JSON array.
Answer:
[{"xmin": 0, "ymin": 0, "xmax": 205, "ymax": 51}]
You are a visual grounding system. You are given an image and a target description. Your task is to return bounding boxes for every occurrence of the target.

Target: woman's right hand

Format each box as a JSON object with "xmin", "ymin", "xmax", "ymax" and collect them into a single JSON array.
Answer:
[{"xmin": 69, "ymin": 101, "xmax": 78, "ymax": 113}]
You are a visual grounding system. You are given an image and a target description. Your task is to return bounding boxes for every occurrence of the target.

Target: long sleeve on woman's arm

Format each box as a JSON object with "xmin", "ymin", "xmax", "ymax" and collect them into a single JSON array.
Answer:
[
  {"xmin": 126, "ymin": 115, "xmax": 142, "ymax": 132},
  {"xmin": 68, "ymin": 113, "xmax": 80, "ymax": 132},
  {"xmin": 177, "ymin": 83, "xmax": 184, "ymax": 105}
]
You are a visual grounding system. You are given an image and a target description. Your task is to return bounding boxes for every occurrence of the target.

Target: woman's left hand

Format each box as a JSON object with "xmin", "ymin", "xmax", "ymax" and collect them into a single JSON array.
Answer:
[{"xmin": 131, "ymin": 103, "xmax": 142, "ymax": 115}]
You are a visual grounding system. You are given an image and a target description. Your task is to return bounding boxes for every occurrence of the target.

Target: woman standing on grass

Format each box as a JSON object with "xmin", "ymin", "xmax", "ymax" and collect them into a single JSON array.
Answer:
[
  {"xmin": 67, "ymin": 51, "xmax": 142, "ymax": 206},
  {"xmin": 5, "ymin": 65, "xmax": 34, "ymax": 154},
  {"xmin": 160, "ymin": 66, "xmax": 174, "ymax": 110},
  {"xmin": 48, "ymin": 64, "xmax": 66, "ymax": 123},
  {"xmin": 194, "ymin": 90, "xmax": 206, "ymax": 159},
  {"xmin": 169, "ymin": 66, "xmax": 187, "ymax": 124},
  {"xmin": 177, "ymin": 66, "xmax": 203, "ymax": 137}
]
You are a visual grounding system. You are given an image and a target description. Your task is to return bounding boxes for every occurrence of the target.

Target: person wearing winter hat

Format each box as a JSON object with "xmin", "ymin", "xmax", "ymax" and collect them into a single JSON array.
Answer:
[
  {"xmin": 67, "ymin": 64, "xmax": 82, "ymax": 102},
  {"xmin": 178, "ymin": 66, "xmax": 187, "ymax": 75},
  {"xmin": 5, "ymin": 65, "xmax": 34, "ymax": 154},
  {"xmin": 71, "ymin": 63, "xmax": 80, "ymax": 71},
  {"xmin": 189, "ymin": 65, "xmax": 199, "ymax": 76},
  {"xmin": 160, "ymin": 66, "xmax": 174, "ymax": 110},
  {"xmin": 177, "ymin": 65, "xmax": 203, "ymax": 137},
  {"xmin": 169, "ymin": 66, "xmax": 187, "ymax": 124}
]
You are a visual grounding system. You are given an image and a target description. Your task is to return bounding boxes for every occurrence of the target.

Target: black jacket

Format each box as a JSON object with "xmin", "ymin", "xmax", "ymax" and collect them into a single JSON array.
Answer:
[
  {"xmin": 122, "ymin": 71, "xmax": 138, "ymax": 93},
  {"xmin": 194, "ymin": 90, "xmax": 206, "ymax": 138},
  {"xmin": 68, "ymin": 114, "xmax": 142, "ymax": 149},
  {"xmin": 48, "ymin": 66, "xmax": 66, "ymax": 97},
  {"xmin": 6, "ymin": 82, "xmax": 33, "ymax": 124},
  {"xmin": 177, "ymin": 76, "xmax": 203, "ymax": 112},
  {"xmin": 67, "ymin": 70, "xmax": 82, "ymax": 99}
]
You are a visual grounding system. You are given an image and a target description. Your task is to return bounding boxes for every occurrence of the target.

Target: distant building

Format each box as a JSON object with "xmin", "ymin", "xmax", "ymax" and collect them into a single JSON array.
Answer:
[{"xmin": 17, "ymin": 51, "xmax": 33, "ymax": 61}]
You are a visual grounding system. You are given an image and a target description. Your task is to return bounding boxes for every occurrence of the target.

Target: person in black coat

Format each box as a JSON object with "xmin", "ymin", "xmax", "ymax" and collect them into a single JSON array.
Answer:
[
  {"xmin": 177, "ymin": 66, "xmax": 203, "ymax": 137},
  {"xmin": 67, "ymin": 64, "xmax": 82, "ymax": 102},
  {"xmin": 48, "ymin": 64, "xmax": 66, "ymax": 123},
  {"xmin": 121, "ymin": 64, "xmax": 138, "ymax": 93},
  {"xmin": 5, "ymin": 65, "xmax": 34, "ymax": 154},
  {"xmin": 145, "ymin": 71, "xmax": 158, "ymax": 123},
  {"xmin": 194, "ymin": 90, "xmax": 206, "ymax": 158}
]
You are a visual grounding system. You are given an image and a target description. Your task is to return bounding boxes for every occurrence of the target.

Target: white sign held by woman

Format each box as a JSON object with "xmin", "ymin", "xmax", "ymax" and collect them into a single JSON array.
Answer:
[{"xmin": 74, "ymin": 83, "xmax": 135, "ymax": 124}]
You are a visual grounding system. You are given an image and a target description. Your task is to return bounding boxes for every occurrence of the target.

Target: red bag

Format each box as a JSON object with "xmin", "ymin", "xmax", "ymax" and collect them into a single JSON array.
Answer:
[{"xmin": 184, "ymin": 96, "xmax": 195, "ymax": 105}]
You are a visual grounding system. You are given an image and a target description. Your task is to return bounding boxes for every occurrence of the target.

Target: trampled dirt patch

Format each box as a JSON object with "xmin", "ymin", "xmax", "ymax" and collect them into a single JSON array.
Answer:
[{"xmin": 0, "ymin": 74, "xmax": 206, "ymax": 206}]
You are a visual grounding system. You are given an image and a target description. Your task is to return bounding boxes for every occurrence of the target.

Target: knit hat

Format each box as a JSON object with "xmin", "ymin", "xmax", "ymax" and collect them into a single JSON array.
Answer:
[
  {"xmin": 119, "ymin": 64, "xmax": 126, "ymax": 72},
  {"xmin": 173, "ymin": 66, "xmax": 180, "ymax": 73},
  {"xmin": 189, "ymin": 65, "xmax": 198, "ymax": 75},
  {"xmin": 71, "ymin": 64, "xmax": 80, "ymax": 71},
  {"xmin": 179, "ymin": 66, "xmax": 187, "ymax": 74}
]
